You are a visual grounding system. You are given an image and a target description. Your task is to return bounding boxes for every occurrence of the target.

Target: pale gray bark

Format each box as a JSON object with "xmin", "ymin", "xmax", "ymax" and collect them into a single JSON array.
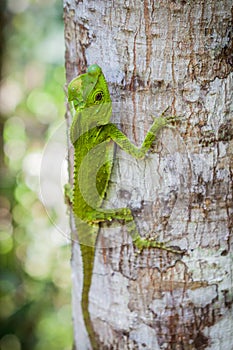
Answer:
[{"xmin": 64, "ymin": 1, "xmax": 233, "ymax": 349}]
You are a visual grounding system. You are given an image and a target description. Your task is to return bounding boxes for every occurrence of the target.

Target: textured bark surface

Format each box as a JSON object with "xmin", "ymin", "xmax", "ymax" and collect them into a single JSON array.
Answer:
[{"xmin": 64, "ymin": 1, "xmax": 233, "ymax": 349}]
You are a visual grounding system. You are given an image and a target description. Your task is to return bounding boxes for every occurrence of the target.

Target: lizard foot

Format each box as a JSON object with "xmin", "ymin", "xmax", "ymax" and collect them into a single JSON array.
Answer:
[{"xmin": 134, "ymin": 235, "xmax": 185, "ymax": 255}]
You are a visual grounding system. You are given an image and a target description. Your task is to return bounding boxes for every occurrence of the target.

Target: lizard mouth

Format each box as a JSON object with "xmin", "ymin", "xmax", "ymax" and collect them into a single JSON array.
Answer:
[
  {"xmin": 72, "ymin": 99, "xmax": 80, "ymax": 107},
  {"xmin": 70, "ymin": 98, "xmax": 85, "ymax": 109}
]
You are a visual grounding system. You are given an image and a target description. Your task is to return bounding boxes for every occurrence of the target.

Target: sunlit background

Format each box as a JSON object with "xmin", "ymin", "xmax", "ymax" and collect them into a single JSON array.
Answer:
[{"xmin": 0, "ymin": 0, "xmax": 73, "ymax": 349}]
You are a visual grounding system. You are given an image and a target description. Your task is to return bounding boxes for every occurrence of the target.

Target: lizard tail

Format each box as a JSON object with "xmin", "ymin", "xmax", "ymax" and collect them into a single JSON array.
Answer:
[{"xmin": 81, "ymin": 243, "xmax": 99, "ymax": 350}]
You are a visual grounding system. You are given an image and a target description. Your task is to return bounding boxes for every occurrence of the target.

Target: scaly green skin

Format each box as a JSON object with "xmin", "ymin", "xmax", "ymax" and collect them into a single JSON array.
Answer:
[{"xmin": 68, "ymin": 64, "xmax": 182, "ymax": 349}]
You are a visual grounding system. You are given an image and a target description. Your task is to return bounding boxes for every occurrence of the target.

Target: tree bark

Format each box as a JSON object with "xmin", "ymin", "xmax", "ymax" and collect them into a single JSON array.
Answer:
[{"xmin": 64, "ymin": 1, "xmax": 233, "ymax": 349}]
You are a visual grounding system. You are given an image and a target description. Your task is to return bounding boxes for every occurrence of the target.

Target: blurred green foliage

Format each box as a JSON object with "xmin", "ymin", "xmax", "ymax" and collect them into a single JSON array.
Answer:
[{"xmin": 0, "ymin": 1, "xmax": 72, "ymax": 349}]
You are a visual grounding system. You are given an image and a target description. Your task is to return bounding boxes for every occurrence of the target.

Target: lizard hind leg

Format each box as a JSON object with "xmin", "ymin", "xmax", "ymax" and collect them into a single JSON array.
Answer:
[
  {"xmin": 87, "ymin": 208, "xmax": 183, "ymax": 254},
  {"xmin": 125, "ymin": 219, "xmax": 182, "ymax": 254}
]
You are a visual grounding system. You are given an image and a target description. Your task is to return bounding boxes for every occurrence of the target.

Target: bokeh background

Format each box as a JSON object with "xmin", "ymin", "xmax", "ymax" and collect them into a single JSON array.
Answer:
[{"xmin": 0, "ymin": 1, "xmax": 72, "ymax": 349}]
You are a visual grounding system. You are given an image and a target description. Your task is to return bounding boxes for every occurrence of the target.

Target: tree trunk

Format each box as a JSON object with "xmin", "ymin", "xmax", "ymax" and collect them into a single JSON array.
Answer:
[{"xmin": 64, "ymin": 1, "xmax": 233, "ymax": 349}]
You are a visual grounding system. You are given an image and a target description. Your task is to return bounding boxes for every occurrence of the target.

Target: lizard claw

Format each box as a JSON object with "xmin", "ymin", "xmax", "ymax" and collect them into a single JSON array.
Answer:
[{"xmin": 165, "ymin": 115, "xmax": 182, "ymax": 123}]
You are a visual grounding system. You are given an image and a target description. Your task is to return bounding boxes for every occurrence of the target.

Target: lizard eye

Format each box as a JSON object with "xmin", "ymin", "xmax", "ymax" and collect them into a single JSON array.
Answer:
[{"xmin": 94, "ymin": 91, "xmax": 104, "ymax": 104}]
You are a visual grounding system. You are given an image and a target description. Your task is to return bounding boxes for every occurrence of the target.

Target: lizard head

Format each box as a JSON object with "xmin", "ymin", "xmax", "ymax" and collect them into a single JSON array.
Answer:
[{"xmin": 68, "ymin": 65, "xmax": 112, "ymax": 132}]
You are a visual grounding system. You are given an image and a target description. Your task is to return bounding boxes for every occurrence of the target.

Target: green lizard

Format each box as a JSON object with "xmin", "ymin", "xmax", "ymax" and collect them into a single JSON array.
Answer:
[{"xmin": 67, "ymin": 64, "xmax": 183, "ymax": 349}]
